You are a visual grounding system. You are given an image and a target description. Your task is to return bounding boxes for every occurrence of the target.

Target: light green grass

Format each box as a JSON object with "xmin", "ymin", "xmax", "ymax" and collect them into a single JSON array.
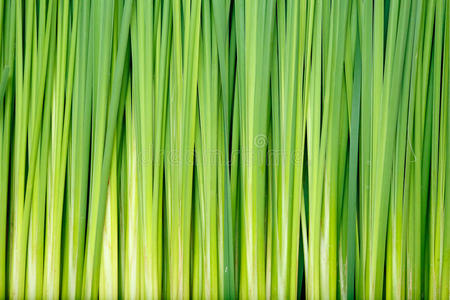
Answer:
[{"xmin": 0, "ymin": 0, "xmax": 449, "ymax": 299}]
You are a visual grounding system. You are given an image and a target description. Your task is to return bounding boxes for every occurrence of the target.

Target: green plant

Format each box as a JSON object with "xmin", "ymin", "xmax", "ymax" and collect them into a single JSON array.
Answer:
[{"xmin": 0, "ymin": 0, "xmax": 449, "ymax": 299}]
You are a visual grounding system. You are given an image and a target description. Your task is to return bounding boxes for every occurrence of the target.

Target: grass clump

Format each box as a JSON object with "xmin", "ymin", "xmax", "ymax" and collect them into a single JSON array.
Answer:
[{"xmin": 0, "ymin": 0, "xmax": 449, "ymax": 299}]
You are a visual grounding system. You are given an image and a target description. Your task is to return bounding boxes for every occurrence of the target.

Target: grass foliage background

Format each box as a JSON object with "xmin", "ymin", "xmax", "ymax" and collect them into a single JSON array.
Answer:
[{"xmin": 0, "ymin": 0, "xmax": 449, "ymax": 299}]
